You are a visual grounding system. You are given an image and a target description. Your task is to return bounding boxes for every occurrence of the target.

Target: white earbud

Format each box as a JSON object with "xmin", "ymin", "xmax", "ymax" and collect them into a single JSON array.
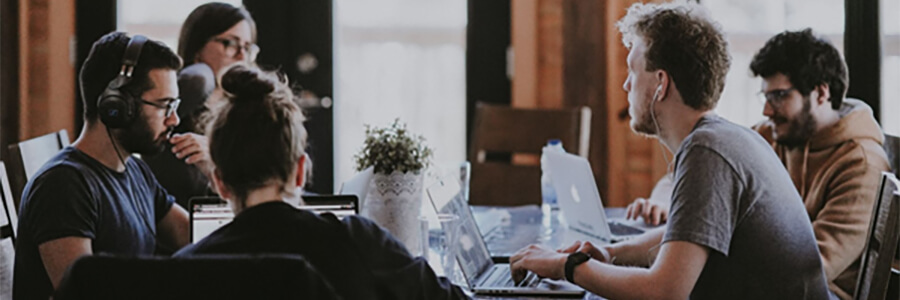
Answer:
[{"xmin": 654, "ymin": 85, "xmax": 663, "ymax": 101}]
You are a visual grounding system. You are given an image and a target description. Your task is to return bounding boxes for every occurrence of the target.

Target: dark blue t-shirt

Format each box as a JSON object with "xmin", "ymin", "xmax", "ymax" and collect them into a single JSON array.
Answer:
[
  {"xmin": 13, "ymin": 147, "xmax": 175, "ymax": 300},
  {"xmin": 175, "ymin": 201, "xmax": 470, "ymax": 300}
]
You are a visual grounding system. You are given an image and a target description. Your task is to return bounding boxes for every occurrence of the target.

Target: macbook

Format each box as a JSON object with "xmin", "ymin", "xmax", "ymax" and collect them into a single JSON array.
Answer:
[
  {"xmin": 545, "ymin": 151, "xmax": 645, "ymax": 243},
  {"xmin": 427, "ymin": 179, "xmax": 584, "ymax": 297}
]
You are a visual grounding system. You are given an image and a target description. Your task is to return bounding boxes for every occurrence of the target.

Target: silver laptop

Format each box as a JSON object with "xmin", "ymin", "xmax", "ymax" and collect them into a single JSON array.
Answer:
[
  {"xmin": 338, "ymin": 167, "xmax": 373, "ymax": 205},
  {"xmin": 545, "ymin": 151, "xmax": 645, "ymax": 243},
  {"xmin": 188, "ymin": 196, "xmax": 359, "ymax": 244},
  {"xmin": 427, "ymin": 179, "xmax": 585, "ymax": 297}
]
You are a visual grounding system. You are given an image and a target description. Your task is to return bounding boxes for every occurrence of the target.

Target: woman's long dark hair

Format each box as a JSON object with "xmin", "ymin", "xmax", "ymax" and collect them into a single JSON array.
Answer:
[{"xmin": 178, "ymin": 2, "xmax": 257, "ymax": 65}]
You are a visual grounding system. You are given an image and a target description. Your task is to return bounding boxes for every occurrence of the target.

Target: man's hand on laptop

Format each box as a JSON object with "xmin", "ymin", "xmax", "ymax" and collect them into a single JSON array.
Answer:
[
  {"xmin": 625, "ymin": 198, "xmax": 669, "ymax": 226},
  {"xmin": 559, "ymin": 241, "xmax": 612, "ymax": 263},
  {"xmin": 510, "ymin": 244, "xmax": 567, "ymax": 283}
]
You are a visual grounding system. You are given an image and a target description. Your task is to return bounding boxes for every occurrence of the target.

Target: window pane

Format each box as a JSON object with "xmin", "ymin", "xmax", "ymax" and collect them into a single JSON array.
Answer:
[
  {"xmin": 882, "ymin": 0, "xmax": 900, "ymax": 135},
  {"xmin": 117, "ymin": 0, "xmax": 243, "ymax": 49},
  {"xmin": 703, "ymin": 0, "xmax": 844, "ymax": 128},
  {"xmin": 334, "ymin": 0, "xmax": 467, "ymax": 189}
]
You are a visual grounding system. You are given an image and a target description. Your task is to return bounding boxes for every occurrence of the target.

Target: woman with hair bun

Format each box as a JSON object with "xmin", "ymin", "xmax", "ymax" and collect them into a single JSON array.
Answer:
[{"xmin": 174, "ymin": 64, "xmax": 470, "ymax": 300}]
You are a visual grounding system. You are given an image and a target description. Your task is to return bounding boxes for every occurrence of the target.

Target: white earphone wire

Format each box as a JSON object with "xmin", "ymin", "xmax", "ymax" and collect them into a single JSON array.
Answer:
[{"xmin": 650, "ymin": 85, "xmax": 673, "ymax": 172}]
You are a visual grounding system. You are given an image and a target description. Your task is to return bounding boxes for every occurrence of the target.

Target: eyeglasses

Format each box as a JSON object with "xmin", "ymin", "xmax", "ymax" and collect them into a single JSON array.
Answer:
[
  {"xmin": 758, "ymin": 87, "xmax": 797, "ymax": 109},
  {"xmin": 211, "ymin": 37, "xmax": 259, "ymax": 60},
  {"xmin": 140, "ymin": 98, "xmax": 181, "ymax": 119}
]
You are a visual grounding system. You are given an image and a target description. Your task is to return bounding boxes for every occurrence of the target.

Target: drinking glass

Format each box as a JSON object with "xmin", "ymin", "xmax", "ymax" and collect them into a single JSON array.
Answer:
[{"xmin": 419, "ymin": 213, "xmax": 460, "ymax": 279}]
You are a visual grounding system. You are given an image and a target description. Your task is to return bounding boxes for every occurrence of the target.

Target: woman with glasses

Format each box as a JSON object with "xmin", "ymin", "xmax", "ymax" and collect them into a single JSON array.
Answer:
[{"xmin": 146, "ymin": 2, "xmax": 259, "ymax": 208}]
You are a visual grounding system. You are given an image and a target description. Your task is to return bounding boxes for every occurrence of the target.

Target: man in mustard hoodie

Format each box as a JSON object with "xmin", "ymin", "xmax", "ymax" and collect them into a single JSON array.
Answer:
[
  {"xmin": 626, "ymin": 28, "xmax": 891, "ymax": 299},
  {"xmin": 749, "ymin": 28, "xmax": 890, "ymax": 299}
]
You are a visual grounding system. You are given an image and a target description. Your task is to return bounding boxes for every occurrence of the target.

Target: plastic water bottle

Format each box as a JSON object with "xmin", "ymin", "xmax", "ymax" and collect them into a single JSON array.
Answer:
[{"xmin": 540, "ymin": 139, "xmax": 565, "ymax": 206}]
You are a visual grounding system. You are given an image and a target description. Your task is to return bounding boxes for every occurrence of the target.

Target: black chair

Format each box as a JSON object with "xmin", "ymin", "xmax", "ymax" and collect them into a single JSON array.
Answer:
[
  {"xmin": 55, "ymin": 254, "xmax": 340, "ymax": 300},
  {"xmin": 854, "ymin": 172, "xmax": 900, "ymax": 300}
]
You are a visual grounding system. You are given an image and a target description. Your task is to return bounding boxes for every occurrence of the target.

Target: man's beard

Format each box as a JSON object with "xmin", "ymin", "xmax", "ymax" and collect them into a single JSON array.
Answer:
[
  {"xmin": 630, "ymin": 93, "xmax": 658, "ymax": 137},
  {"xmin": 774, "ymin": 97, "xmax": 817, "ymax": 149},
  {"xmin": 115, "ymin": 114, "xmax": 172, "ymax": 156}
]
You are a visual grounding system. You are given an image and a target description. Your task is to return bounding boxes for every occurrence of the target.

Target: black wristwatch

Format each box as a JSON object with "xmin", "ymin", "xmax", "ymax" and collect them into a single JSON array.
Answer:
[{"xmin": 565, "ymin": 252, "xmax": 591, "ymax": 283}]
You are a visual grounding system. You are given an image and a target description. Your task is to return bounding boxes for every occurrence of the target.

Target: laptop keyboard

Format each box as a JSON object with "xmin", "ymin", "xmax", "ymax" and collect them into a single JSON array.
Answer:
[
  {"xmin": 609, "ymin": 221, "xmax": 644, "ymax": 236},
  {"xmin": 485, "ymin": 266, "xmax": 540, "ymax": 288}
]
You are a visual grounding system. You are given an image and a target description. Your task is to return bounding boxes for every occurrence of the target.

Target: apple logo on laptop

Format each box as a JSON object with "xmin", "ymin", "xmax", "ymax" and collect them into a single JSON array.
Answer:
[{"xmin": 569, "ymin": 184, "xmax": 581, "ymax": 203}]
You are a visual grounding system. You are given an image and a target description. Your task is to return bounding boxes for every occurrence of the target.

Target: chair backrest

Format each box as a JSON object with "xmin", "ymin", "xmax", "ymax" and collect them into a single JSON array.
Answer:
[
  {"xmin": 0, "ymin": 231, "xmax": 12, "ymax": 300},
  {"xmin": 0, "ymin": 162, "xmax": 15, "ymax": 300},
  {"xmin": 6, "ymin": 129, "xmax": 70, "ymax": 211},
  {"xmin": 855, "ymin": 172, "xmax": 900, "ymax": 300},
  {"xmin": 55, "ymin": 254, "xmax": 339, "ymax": 300},
  {"xmin": 0, "ymin": 162, "xmax": 18, "ymax": 244},
  {"xmin": 885, "ymin": 134, "xmax": 900, "ymax": 178},
  {"xmin": 468, "ymin": 103, "xmax": 591, "ymax": 206},
  {"xmin": 882, "ymin": 134, "xmax": 900, "ymax": 277}
]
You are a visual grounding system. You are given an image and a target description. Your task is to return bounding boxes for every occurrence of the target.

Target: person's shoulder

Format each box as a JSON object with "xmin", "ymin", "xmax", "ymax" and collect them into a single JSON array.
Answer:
[
  {"xmin": 178, "ymin": 63, "xmax": 215, "ymax": 95},
  {"xmin": 684, "ymin": 115, "xmax": 769, "ymax": 151},
  {"xmin": 179, "ymin": 63, "xmax": 215, "ymax": 82},
  {"xmin": 29, "ymin": 148, "xmax": 95, "ymax": 185},
  {"xmin": 341, "ymin": 215, "xmax": 381, "ymax": 233}
]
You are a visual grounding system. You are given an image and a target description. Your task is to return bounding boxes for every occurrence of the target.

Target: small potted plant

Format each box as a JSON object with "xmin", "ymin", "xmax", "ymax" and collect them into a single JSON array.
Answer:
[{"xmin": 354, "ymin": 119, "xmax": 433, "ymax": 252}]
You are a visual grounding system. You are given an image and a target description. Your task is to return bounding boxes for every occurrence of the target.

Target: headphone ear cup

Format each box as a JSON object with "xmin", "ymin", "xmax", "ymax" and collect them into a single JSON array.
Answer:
[{"xmin": 98, "ymin": 76, "xmax": 136, "ymax": 129}]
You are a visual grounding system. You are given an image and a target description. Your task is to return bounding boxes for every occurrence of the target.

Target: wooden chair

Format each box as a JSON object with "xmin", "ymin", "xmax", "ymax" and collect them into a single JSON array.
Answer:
[
  {"xmin": 854, "ymin": 172, "xmax": 900, "ymax": 300},
  {"xmin": 6, "ymin": 129, "xmax": 70, "ymax": 211},
  {"xmin": 468, "ymin": 103, "xmax": 591, "ymax": 206},
  {"xmin": 0, "ymin": 162, "xmax": 15, "ymax": 300}
]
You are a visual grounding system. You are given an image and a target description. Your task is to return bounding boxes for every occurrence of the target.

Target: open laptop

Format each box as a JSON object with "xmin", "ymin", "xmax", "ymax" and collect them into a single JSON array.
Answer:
[
  {"xmin": 188, "ymin": 195, "xmax": 359, "ymax": 244},
  {"xmin": 338, "ymin": 167, "xmax": 373, "ymax": 205},
  {"xmin": 545, "ymin": 151, "xmax": 645, "ymax": 243},
  {"xmin": 427, "ymin": 179, "xmax": 584, "ymax": 297}
]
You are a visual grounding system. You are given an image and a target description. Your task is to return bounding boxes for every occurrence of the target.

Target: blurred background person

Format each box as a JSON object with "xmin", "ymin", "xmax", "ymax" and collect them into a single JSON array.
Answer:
[{"xmin": 145, "ymin": 2, "xmax": 258, "ymax": 208}]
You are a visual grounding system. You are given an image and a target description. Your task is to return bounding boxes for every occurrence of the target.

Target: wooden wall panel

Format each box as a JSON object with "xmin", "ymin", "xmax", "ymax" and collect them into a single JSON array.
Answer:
[
  {"xmin": 17, "ymin": 0, "xmax": 76, "ymax": 142},
  {"xmin": 512, "ymin": 0, "xmax": 670, "ymax": 207}
]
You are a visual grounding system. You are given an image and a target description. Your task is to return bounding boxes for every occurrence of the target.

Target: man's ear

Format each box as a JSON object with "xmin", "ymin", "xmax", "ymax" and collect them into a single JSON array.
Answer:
[
  {"xmin": 655, "ymin": 70, "xmax": 671, "ymax": 101},
  {"xmin": 295, "ymin": 154, "xmax": 307, "ymax": 187},
  {"xmin": 211, "ymin": 170, "xmax": 232, "ymax": 200},
  {"xmin": 814, "ymin": 84, "xmax": 831, "ymax": 106}
]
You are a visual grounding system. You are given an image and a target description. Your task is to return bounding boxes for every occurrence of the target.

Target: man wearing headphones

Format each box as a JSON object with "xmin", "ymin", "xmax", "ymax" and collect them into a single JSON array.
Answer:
[
  {"xmin": 509, "ymin": 3, "xmax": 830, "ymax": 299},
  {"xmin": 14, "ymin": 32, "xmax": 205, "ymax": 299}
]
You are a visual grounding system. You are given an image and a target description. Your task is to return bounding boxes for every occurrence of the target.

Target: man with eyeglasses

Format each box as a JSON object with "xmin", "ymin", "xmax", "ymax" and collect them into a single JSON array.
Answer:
[
  {"xmin": 626, "ymin": 28, "xmax": 891, "ymax": 299},
  {"xmin": 14, "ymin": 32, "xmax": 208, "ymax": 299},
  {"xmin": 750, "ymin": 28, "xmax": 890, "ymax": 300}
]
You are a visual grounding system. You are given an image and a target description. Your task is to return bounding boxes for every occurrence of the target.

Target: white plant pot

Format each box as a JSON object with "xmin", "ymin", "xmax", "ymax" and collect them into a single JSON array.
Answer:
[{"xmin": 362, "ymin": 170, "xmax": 424, "ymax": 254}]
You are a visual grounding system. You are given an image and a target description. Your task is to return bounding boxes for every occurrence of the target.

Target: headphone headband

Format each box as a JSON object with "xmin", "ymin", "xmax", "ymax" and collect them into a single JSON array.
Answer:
[{"xmin": 120, "ymin": 35, "xmax": 147, "ymax": 77}]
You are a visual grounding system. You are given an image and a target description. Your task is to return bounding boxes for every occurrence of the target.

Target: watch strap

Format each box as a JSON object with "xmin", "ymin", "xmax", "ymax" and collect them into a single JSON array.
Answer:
[{"xmin": 565, "ymin": 252, "xmax": 591, "ymax": 283}]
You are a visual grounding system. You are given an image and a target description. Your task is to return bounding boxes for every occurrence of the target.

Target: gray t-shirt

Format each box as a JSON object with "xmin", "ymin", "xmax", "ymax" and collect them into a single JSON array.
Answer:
[{"xmin": 663, "ymin": 115, "xmax": 831, "ymax": 299}]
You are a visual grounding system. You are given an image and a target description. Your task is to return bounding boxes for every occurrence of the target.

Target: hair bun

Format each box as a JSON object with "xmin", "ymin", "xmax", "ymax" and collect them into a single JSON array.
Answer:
[{"xmin": 221, "ymin": 64, "xmax": 275, "ymax": 101}]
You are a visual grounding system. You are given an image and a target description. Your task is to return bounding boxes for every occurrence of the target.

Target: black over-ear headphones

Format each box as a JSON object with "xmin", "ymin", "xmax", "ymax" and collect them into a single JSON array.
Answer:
[{"xmin": 98, "ymin": 34, "xmax": 148, "ymax": 129}]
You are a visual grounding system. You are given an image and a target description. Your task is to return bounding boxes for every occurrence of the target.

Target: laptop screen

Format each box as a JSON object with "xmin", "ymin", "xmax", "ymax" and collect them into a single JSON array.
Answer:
[
  {"xmin": 188, "ymin": 195, "xmax": 359, "ymax": 244},
  {"xmin": 426, "ymin": 179, "xmax": 493, "ymax": 285},
  {"xmin": 190, "ymin": 197, "xmax": 233, "ymax": 244}
]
